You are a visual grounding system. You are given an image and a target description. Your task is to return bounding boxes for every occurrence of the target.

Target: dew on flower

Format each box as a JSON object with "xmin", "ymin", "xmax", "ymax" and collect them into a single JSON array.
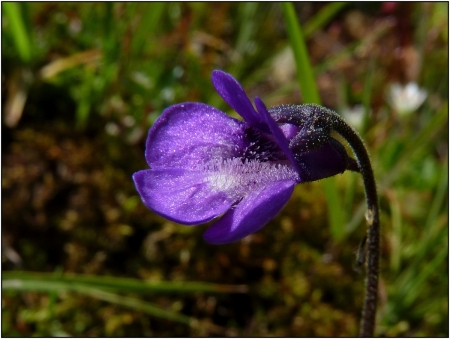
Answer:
[{"xmin": 133, "ymin": 70, "xmax": 359, "ymax": 244}]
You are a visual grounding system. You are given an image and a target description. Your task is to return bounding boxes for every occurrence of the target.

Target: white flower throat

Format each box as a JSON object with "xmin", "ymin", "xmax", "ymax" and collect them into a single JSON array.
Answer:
[{"xmin": 204, "ymin": 157, "xmax": 298, "ymax": 201}]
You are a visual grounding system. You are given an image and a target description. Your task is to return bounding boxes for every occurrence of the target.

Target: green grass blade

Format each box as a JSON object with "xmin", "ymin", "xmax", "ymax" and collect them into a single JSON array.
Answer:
[
  {"xmin": 322, "ymin": 177, "xmax": 346, "ymax": 241},
  {"xmin": 86, "ymin": 289, "xmax": 229, "ymax": 334},
  {"xmin": 3, "ymin": 271, "xmax": 241, "ymax": 332},
  {"xmin": 380, "ymin": 104, "xmax": 448, "ymax": 190},
  {"xmin": 226, "ymin": 2, "xmax": 260, "ymax": 83},
  {"xmin": 3, "ymin": 2, "xmax": 32, "ymax": 63},
  {"xmin": 281, "ymin": 2, "xmax": 320, "ymax": 104},
  {"xmin": 361, "ymin": 56, "xmax": 375, "ymax": 133},
  {"xmin": 131, "ymin": 2, "xmax": 166, "ymax": 57},
  {"xmin": 343, "ymin": 172, "xmax": 357, "ymax": 217},
  {"xmin": 346, "ymin": 103, "xmax": 449, "ymax": 233},
  {"xmin": 235, "ymin": 2, "xmax": 259, "ymax": 56},
  {"xmin": 423, "ymin": 157, "xmax": 448, "ymax": 236},
  {"xmin": 84, "ymin": 289, "xmax": 195, "ymax": 326},
  {"xmin": 388, "ymin": 192, "xmax": 402, "ymax": 273},
  {"xmin": 303, "ymin": 2, "xmax": 348, "ymax": 38},
  {"xmin": 2, "ymin": 271, "xmax": 247, "ymax": 294},
  {"xmin": 102, "ymin": 2, "xmax": 116, "ymax": 59},
  {"xmin": 282, "ymin": 2, "xmax": 344, "ymax": 241},
  {"xmin": 3, "ymin": 277, "xmax": 194, "ymax": 326},
  {"xmin": 390, "ymin": 245, "xmax": 447, "ymax": 316}
]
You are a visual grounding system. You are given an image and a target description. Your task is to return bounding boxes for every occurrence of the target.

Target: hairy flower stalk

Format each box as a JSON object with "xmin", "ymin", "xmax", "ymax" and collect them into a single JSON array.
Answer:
[
  {"xmin": 133, "ymin": 70, "xmax": 379, "ymax": 336},
  {"xmin": 329, "ymin": 111, "xmax": 379, "ymax": 338},
  {"xmin": 269, "ymin": 104, "xmax": 379, "ymax": 336}
]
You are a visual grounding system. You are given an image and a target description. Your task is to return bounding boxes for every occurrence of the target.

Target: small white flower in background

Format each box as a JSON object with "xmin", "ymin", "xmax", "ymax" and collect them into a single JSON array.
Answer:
[
  {"xmin": 387, "ymin": 82, "xmax": 427, "ymax": 116},
  {"xmin": 341, "ymin": 104, "xmax": 366, "ymax": 131}
]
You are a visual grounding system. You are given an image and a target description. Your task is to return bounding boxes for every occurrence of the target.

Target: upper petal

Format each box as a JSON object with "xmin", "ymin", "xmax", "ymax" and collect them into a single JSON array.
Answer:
[
  {"xmin": 211, "ymin": 70, "xmax": 267, "ymax": 130},
  {"xmin": 254, "ymin": 97, "xmax": 302, "ymax": 178},
  {"xmin": 202, "ymin": 179, "xmax": 295, "ymax": 244},
  {"xmin": 133, "ymin": 169, "xmax": 233, "ymax": 225},
  {"xmin": 146, "ymin": 102, "xmax": 246, "ymax": 169}
]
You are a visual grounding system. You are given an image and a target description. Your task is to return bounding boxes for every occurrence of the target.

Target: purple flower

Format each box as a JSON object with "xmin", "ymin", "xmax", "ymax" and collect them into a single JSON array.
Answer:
[{"xmin": 133, "ymin": 70, "xmax": 354, "ymax": 244}]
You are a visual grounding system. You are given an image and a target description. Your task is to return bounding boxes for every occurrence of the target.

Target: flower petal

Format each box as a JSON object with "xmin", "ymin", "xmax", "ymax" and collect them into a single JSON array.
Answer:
[
  {"xmin": 279, "ymin": 123, "xmax": 302, "ymax": 141},
  {"xmin": 202, "ymin": 179, "xmax": 295, "ymax": 244},
  {"xmin": 133, "ymin": 169, "xmax": 233, "ymax": 225},
  {"xmin": 295, "ymin": 138, "xmax": 348, "ymax": 182},
  {"xmin": 146, "ymin": 102, "xmax": 246, "ymax": 169},
  {"xmin": 211, "ymin": 70, "xmax": 267, "ymax": 130},
  {"xmin": 254, "ymin": 97, "xmax": 302, "ymax": 177}
]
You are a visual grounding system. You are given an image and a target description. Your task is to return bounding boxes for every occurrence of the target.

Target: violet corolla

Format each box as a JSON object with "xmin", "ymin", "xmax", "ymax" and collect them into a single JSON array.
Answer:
[{"xmin": 133, "ymin": 70, "xmax": 357, "ymax": 244}]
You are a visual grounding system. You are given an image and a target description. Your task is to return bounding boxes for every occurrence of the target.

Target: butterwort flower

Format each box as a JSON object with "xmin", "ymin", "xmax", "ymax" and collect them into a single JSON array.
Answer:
[{"xmin": 133, "ymin": 70, "xmax": 357, "ymax": 244}]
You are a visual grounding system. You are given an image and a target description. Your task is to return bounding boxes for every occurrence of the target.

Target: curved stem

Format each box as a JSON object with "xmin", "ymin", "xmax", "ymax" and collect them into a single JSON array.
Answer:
[
  {"xmin": 333, "ymin": 119, "xmax": 380, "ymax": 337},
  {"xmin": 269, "ymin": 104, "xmax": 380, "ymax": 336}
]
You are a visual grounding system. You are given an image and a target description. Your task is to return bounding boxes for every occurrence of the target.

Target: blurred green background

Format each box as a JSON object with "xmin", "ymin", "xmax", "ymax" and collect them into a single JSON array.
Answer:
[{"xmin": 2, "ymin": 2, "xmax": 448, "ymax": 336}]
